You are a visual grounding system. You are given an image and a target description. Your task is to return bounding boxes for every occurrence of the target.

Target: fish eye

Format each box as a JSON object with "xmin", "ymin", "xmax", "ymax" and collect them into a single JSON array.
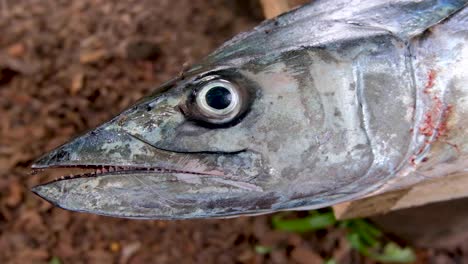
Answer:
[{"xmin": 195, "ymin": 79, "xmax": 242, "ymax": 124}]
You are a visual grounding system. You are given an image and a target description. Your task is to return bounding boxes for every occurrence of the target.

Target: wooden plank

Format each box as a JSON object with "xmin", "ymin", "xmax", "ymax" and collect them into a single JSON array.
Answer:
[
  {"xmin": 333, "ymin": 189, "xmax": 410, "ymax": 220},
  {"xmin": 259, "ymin": 0, "xmax": 290, "ymax": 18},
  {"xmin": 259, "ymin": 0, "xmax": 310, "ymax": 18},
  {"xmin": 333, "ymin": 172, "xmax": 468, "ymax": 220}
]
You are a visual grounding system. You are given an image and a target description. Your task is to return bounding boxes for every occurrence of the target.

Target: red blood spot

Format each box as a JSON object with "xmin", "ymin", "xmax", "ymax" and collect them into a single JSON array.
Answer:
[
  {"xmin": 410, "ymin": 70, "xmax": 457, "ymax": 165},
  {"xmin": 419, "ymin": 96, "xmax": 449, "ymax": 139},
  {"xmin": 419, "ymin": 111, "xmax": 435, "ymax": 137},
  {"xmin": 416, "ymin": 146, "xmax": 425, "ymax": 155},
  {"xmin": 413, "ymin": 94, "xmax": 454, "ymax": 164},
  {"xmin": 424, "ymin": 69, "xmax": 437, "ymax": 93},
  {"xmin": 436, "ymin": 104, "xmax": 452, "ymax": 139}
]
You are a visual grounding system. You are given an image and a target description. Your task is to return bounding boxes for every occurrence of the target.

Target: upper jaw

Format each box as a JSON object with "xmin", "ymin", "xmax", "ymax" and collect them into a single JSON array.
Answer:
[{"xmin": 31, "ymin": 124, "xmax": 225, "ymax": 175}]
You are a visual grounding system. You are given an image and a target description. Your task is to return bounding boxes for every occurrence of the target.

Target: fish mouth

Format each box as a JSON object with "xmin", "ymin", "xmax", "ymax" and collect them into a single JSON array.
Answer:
[
  {"xmin": 30, "ymin": 125, "xmax": 267, "ymax": 219},
  {"xmin": 29, "ymin": 124, "xmax": 236, "ymax": 184},
  {"xmin": 31, "ymin": 164, "xmax": 213, "ymax": 185},
  {"xmin": 30, "ymin": 163, "xmax": 225, "ymax": 211}
]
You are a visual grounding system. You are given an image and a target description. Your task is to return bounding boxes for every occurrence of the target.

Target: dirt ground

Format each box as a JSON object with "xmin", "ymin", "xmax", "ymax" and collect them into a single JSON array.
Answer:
[{"xmin": 0, "ymin": 1, "xmax": 464, "ymax": 263}]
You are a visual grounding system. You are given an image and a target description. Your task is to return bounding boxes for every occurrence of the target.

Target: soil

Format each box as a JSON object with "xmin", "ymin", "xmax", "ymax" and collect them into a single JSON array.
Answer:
[{"xmin": 0, "ymin": 0, "xmax": 464, "ymax": 263}]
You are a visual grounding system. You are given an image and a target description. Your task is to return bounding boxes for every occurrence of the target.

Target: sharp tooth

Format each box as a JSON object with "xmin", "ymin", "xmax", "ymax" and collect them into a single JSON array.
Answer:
[
  {"xmin": 96, "ymin": 169, "xmax": 102, "ymax": 174},
  {"xmin": 109, "ymin": 167, "xmax": 115, "ymax": 172}
]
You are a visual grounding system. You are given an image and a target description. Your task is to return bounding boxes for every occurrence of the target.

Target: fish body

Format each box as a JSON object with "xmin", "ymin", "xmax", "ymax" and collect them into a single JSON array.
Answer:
[{"xmin": 32, "ymin": 0, "xmax": 468, "ymax": 219}]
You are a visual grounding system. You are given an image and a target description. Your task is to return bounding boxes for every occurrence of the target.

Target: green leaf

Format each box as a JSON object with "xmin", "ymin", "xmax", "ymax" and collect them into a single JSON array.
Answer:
[
  {"xmin": 345, "ymin": 220, "xmax": 415, "ymax": 263},
  {"xmin": 49, "ymin": 256, "xmax": 62, "ymax": 264},
  {"xmin": 270, "ymin": 210, "xmax": 416, "ymax": 263},
  {"xmin": 362, "ymin": 221, "xmax": 382, "ymax": 237},
  {"xmin": 255, "ymin": 245, "xmax": 273, "ymax": 255},
  {"xmin": 345, "ymin": 219, "xmax": 381, "ymax": 247},
  {"xmin": 372, "ymin": 242, "xmax": 416, "ymax": 263},
  {"xmin": 354, "ymin": 219, "xmax": 382, "ymax": 238},
  {"xmin": 346, "ymin": 233, "xmax": 370, "ymax": 257},
  {"xmin": 272, "ymin": 212, "xmax": 336, "ymax": 233}
]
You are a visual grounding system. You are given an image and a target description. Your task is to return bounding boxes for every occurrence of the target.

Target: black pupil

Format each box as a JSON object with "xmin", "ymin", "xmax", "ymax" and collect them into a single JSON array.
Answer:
[{"xmin": 205, "ymin": 86, "xmax": 232, "ymax": 110}]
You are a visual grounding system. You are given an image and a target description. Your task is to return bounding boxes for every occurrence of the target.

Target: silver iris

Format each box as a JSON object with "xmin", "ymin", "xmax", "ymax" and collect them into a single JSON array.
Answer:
[{"xmin": 196, "ymin": 79, "xmax": 241, "ymax": 124}]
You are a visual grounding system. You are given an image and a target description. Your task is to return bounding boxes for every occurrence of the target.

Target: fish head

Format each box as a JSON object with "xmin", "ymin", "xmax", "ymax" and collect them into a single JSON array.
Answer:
[{"xmin": 32, "ymin": 10, "xmax": 383, "ymax": 219}]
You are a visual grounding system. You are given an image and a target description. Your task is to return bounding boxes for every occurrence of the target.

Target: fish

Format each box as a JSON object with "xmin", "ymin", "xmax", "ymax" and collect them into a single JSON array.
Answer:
[{"xmin": 31, "ymin": 0, "xmax": 468, "ymax": 219}]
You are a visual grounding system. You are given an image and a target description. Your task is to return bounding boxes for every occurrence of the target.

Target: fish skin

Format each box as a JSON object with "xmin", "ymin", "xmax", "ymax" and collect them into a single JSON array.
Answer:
[{"xmin": 32, "ymin": 0, "xmax": 468, "ymax": 219}]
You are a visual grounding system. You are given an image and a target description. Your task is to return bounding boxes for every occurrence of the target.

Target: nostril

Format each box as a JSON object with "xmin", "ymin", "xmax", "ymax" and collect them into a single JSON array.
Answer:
[{"xmin": 177, "ymin": 105, "xmax": 187, "ymax": 115}]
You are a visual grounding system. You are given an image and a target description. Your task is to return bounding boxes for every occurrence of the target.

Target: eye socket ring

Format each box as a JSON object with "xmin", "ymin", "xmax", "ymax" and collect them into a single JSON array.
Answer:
[{"xmin": 195, "ymin": 79, "xmax": 242, "ymax": 124}]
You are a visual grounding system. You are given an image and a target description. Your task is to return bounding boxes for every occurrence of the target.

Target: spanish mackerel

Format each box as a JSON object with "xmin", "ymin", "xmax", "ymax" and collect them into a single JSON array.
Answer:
[{"xmin": 32, "ymin": 0, "xmax": 468, "ymax": 219}]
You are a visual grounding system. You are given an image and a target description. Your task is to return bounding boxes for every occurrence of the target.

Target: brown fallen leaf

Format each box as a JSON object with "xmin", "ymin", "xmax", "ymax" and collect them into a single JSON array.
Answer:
[
  {"xmin": 70, "ymin": 72, "xmax": 85, "ymax": 95},
  {"xmin": 291, "ymin": 246, "xmax": 323, "ymax": 264},
  {"xmin": 119, "ymin": 242, "xmax": 141, "ymax": 264},
  {"xmin": 7, "ymin": 43, "xmax": 26, "ymax": 58},
  {"xmin": 237, "ymin": 249, "xmax": 255, "ymax": 263},
  {"xmin": 5, "ymin": 180, "xmax": 23, "ymax": 207},
  {"xmin": 79, "ymin": 49, "xmax": 110, "ymax": 64},
  {"xmin": 110, "ymin": 241, "xmax": 121, "ymax": 253}
]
